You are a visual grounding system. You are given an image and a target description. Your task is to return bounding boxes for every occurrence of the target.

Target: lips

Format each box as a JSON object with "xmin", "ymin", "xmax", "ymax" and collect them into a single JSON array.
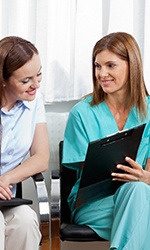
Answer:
[
  {"xmin": 26, "ymin": 89, "xmax": 37, "ymax": 95},
  {"xmin": 101, "ymin": 79, "xmax": 113, "ymax": 85}
]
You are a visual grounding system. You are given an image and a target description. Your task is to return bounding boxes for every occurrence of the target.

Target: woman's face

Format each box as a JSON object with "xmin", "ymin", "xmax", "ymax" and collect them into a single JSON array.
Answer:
[
  {"xmin": 3, "ymin": 53, "xmax": 42, "ymax": 107},
  {"xmin": 94, "ymin": 49, "xmax": 129, "ymax": 95}
]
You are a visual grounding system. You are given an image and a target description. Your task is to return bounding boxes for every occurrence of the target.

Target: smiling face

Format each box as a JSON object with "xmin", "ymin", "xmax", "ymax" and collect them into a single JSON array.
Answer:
[
  {"xmin": 94, "ymin": 50, "xmax": 129, "ymax": 96},
  {"xmin": 3, "ymin": 53, "xmax": 42, "ymax": 110}
]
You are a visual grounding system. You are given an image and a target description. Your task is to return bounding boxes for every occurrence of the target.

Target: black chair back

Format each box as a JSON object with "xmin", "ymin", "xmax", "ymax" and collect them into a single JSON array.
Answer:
[
  {"xmin": 59, "ymin": 141, "xmax": 105, "ymax": 242},
  {"xmin": 16, "ymin": 182, "xmax": 22, "ymax": 198},
  {"xmin": 59, "ymin": 141, "xmax": 77, "ymax": 223}
]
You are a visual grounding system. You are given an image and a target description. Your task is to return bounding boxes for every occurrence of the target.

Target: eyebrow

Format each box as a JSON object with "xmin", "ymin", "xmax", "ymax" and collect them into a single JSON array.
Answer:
[
  {"xmin": 94, "ymin": 61, "xmax": 100, "ymax": 65},
  {"xmin": 94, "ymin": 60, "xmax": 118, "ymax": 66}
]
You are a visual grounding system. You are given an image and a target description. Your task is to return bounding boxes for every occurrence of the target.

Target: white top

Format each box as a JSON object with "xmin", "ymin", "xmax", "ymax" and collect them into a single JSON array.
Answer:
[{"xmin": 1, "ymin": 91, "xmax": 46, "ymax": 195}]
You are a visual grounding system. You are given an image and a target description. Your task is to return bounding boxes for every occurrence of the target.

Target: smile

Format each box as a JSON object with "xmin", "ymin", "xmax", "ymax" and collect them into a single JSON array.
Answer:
[
  {"xmin": 26, "ymin": 89, "xmax": 37, "ymax": 95},
  {"xmin": 101, "ymin": 79, "xmax": 113, "ymax": 85}
]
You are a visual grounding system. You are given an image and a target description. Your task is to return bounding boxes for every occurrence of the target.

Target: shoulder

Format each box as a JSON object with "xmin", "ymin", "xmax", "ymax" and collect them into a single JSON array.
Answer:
[
  {"xmin": 145, "ymin": 96, "xmax": 150, "ymax": 113},
  {"xmin": 146, "ymin": 95, "xmax": 150, "ymax": 104},
  {"xmin": 23, "ymin": 90, "xmax": 44, "ymax": 109},
  {"xmin": 32, "ymin": 90, "xmax": 44, "ymax": 104},
  {"xmin": 70, "ymin": 95, "xmax": 93, "ymax": 116},
  {"xmin": 23, "ymin": 90, "xmax": 46, "ymax": 122}
]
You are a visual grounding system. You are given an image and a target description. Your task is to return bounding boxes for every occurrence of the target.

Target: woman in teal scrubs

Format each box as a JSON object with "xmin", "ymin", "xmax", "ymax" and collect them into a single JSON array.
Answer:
[{"xmin": 62, "ymin": 32, "xmax": 150, "ymax": 249}]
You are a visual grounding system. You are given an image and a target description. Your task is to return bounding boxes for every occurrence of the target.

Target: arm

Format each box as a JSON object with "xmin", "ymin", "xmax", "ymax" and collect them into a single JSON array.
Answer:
[
  {"xmin": 111, "ymin": 157, "xmax": 150, "ymax": 185},
  {"xmin": 0, "ymin": 123, "xmax": 50, "ymax": 199}
]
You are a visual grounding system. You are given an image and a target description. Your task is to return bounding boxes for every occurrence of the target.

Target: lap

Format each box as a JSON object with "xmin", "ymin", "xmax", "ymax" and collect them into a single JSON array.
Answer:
[
  {"xmin": 73, "ymin": 195, "xmax": 114, "ymax": 239},
  {"xmin": 0, "ymin": 205, "xmax": 38, "ymax": 225},
  {"xmin": 72, "ymin": 181, "xmax": 150, "ymax": 240}
]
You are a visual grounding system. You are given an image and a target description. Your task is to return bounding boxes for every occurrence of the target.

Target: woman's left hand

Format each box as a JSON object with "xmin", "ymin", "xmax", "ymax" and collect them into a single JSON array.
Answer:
[{"xmin": 111, "ymin": 156, "xmax": 150, "ymax": 184}]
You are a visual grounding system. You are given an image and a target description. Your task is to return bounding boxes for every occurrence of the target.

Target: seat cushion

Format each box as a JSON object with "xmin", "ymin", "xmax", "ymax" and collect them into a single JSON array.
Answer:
[{"xmin": 60, "ymin": 223, "xmax": 105, "ymax": 242}]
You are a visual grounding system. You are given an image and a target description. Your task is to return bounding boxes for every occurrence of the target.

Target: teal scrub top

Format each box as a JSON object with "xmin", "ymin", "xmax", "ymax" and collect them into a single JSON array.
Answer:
[{"xmin": 62, "ymin": 95, "xmax": 150, "ymax": 212}]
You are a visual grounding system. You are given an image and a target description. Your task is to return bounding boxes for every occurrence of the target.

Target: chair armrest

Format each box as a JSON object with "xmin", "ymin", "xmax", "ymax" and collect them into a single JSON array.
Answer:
[
  {"xmin": 32, "ymin": 172, "xmax": 44, "ymax": 182},
  {"xmin": 32, "ymin": 173, "xmax": 50, "ymax": 222},
  {"xmin": 32, "ymin": 172, "xmax": 50, "ymax": 247},
  {"xmin": 50, "ymin": 170, "xmax": 61, "ymax": 250},
  {"xmin": 50, "ymin": 170, "xmax": 60, "ymax": 219}
]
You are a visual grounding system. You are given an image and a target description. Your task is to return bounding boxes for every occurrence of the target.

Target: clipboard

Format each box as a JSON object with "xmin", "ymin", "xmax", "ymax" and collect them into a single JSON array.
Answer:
[{"xmin": 75, "ymin": 123, "xmax": 146, "ymax": 208}]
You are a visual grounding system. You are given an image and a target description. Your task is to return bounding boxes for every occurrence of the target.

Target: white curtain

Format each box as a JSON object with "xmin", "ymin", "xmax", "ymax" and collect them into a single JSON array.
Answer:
[{"xmin": 0, "ymin": 0, "xmax": 150, "ymax": 103}]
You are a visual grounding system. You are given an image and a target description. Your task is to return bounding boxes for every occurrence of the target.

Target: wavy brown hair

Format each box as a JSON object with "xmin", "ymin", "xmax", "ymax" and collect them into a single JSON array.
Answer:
[{"xmin": 90, "ymin": 32, "xmax": 149, "ymax": 119}]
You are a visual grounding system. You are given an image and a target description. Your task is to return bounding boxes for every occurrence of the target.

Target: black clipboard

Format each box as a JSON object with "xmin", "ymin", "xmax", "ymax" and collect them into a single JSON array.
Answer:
[{"xmin": 75, "ymin": 123, "xmax": 146, "ymax": 208}]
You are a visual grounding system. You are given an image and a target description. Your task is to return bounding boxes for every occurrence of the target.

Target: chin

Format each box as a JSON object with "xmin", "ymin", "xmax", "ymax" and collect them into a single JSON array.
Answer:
[{"xmin": 24, "ymin": 95, "xmax": 36, "ymax": 101}]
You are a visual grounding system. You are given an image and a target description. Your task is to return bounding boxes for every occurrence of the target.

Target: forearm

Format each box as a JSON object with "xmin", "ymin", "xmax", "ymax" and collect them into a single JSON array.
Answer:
[{"xmin": 2, "ymin": 153, "xmax": 49, "ymax": 185}]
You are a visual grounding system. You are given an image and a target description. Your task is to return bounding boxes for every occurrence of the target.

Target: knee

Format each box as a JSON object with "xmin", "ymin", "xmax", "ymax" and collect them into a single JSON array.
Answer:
[
  {"xmin": 0, "ymin": 211, "xmax": 5, "ymax": 230},
  {"xmin": 11, "ymin": 205, "xmax": 39, "ymax": 228},
  {"xmin": 125, "ymin": 181, "xmax": 149, "ymax": 192},
  {"xmin": 116, "ymin": 181, "xmax": 150, "ymax": 200}
]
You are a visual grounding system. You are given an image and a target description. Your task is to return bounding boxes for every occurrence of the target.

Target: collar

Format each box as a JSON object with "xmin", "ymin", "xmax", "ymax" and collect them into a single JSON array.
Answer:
[{"xmin": 1, "ymin": 100, "xmax": 32, "ymax": 115}]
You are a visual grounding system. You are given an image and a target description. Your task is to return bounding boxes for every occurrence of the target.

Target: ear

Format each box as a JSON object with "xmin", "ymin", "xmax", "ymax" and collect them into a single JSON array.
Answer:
[{"xmin": 2, "ymin": 80, "xmax": 6, "ymax": 87}]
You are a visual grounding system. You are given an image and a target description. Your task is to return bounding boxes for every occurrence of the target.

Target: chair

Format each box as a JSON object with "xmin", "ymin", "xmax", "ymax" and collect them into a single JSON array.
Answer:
[
  {"xmin": 51, "ymin": 141, "xmax": 107, "ymax": 250},
  {"xmin": 0, "ymin": 173, "xmax": 50, "ymax": 250}
]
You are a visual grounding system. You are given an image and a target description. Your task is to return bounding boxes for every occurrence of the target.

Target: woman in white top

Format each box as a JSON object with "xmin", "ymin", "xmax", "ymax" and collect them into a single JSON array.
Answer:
[{"xmin": 0, "ymin": 36, "xmax": 50, "ymax": 250}]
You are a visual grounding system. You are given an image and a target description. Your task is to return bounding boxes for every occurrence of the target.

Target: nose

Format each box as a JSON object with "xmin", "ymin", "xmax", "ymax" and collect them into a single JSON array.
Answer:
[
  {"xmin": 31, "ymin": 79, "xmax": 40, "ymax": 89},
  {"xmin": 99, "ymin": 68, "xmax": 109, "ymax": 78}
]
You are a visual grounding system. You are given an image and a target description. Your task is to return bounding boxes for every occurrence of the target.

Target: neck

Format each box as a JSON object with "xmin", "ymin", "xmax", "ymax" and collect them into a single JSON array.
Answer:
[
  {"xmin": 2, "ymin": 98, "xmax": 16, "ymax": 112},
  {"xmin": 105, "ymin": 94, "xmax": 129, "ymax": 112},
  {"xmin": 105, "ymin": 95, "xmax": 130, "ymax": 131}
]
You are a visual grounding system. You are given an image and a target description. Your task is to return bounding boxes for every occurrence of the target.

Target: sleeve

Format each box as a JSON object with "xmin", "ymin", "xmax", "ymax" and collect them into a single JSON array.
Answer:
[
  {"xmin": 136, "ymin": 122, "xmax": 150, "ymax": 167},
  {"xmin": 62, "ymin": 105, "xmax": 89, "ymax": 170},
  {"xmin": 145, "ymin": 122, "xmax": 150, "ymax": 158}
]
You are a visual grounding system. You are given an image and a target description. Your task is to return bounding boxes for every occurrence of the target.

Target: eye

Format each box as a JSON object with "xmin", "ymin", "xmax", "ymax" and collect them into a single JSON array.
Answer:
[
  {"xmin": 22, "ymin": 78, "xmax": 30, "ymax": 84},
  {"xmin": 108, "ymin": 63, "xmax": 116, "ymax": 68},
  {"xmin": 94, "ymin": 62, "xmax": 101, "ymax": 69},
  {"xmin": 37, "ymin": 72, "xmax": 42, "ymax": 77}
]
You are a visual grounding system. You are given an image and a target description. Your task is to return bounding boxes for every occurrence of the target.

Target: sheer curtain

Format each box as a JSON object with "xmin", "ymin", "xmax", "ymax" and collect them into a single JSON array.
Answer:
[{"xmin": 0, "ymin": 0, "xmax": 150, "ymax": 103}]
